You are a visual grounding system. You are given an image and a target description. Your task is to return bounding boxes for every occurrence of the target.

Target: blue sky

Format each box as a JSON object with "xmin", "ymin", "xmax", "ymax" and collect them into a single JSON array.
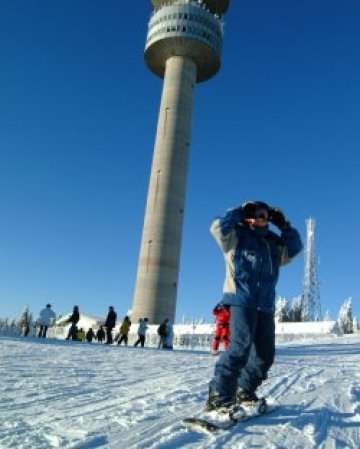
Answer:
[{"xmin": 0, "ymin": 1, "xmax": 359, "ymax": 323}]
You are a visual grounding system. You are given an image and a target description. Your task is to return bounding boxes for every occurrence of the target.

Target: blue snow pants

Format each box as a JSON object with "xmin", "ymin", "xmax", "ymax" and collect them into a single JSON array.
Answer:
[{"xmin": 210, "ymin": 305, "xmax": 275, "ymax": 403}]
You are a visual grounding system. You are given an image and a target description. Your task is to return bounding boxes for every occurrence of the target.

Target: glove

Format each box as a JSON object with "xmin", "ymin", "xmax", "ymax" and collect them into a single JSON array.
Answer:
[{"xmin": 268, "ymin": 207, "xmax": 289, "ymax": 230}]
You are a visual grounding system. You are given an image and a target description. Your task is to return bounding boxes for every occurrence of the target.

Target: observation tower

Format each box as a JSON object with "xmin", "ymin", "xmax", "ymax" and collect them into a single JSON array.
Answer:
[{"xmin": 131, "ymin": 0, "xmax": 230, "ymax": 323}]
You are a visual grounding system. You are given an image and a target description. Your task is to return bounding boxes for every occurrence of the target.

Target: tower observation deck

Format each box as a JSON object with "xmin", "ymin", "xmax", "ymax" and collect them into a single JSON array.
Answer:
[{"xmin": 131, "ymin": 0, "xmax": 230, "ymax": 324}]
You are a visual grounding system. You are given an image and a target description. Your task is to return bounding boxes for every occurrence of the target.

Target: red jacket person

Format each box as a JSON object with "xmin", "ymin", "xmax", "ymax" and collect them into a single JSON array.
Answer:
[{"xmin": 212, "ymin": 304, "xmax": 230, "ymax": 354}]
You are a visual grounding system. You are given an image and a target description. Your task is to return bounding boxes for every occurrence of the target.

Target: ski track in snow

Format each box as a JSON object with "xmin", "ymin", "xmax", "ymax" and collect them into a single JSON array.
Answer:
[{"xmin": 1, "ymin": 336, "xmax": 360, "ymax": 448}]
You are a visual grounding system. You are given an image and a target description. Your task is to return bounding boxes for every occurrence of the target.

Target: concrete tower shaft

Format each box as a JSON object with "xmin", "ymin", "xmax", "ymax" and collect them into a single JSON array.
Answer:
[
  {"xmin": 131, "ymin": 57, "xmax": 196, "ymax": 323},
  {"xmin": 131, "ymin": 0, "xmax": 229, "ymax": 324}
]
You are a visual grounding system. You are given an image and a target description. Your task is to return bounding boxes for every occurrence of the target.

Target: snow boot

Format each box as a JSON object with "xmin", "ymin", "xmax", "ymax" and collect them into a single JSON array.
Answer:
[
  {"xmin": 236, "ymin": 389, "xmax": 268, "ymax": 414},
  {"xmin": 206, "ymin": 390, "xmax": 234, "ymax": 413},
  {"xmin": 205, "ymin": 389, "xmax": 246, "ymax": 421},
  {"xmin": 236, "ymin": 389, "xmax": 259, "ymax": 405}
]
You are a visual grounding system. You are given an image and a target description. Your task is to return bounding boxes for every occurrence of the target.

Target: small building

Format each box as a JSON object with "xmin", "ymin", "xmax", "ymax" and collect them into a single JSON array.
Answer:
[{"xmin": 274, "ymin": 320, "xmax": 340, "ymax": 343}]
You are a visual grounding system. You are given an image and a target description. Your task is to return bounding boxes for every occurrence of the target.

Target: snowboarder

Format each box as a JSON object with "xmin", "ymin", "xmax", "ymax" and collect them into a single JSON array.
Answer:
[
  {"xmin": 134, "ymin": 318, "xmax": 149, "ymax": 347},
  {"xmin": 96, "ymin": 326, "xmax": 105, "ymax": 343},
  {"xmin": 117, "ymin": 316, "xmax": 131, "ymax": 346},
  {"xmin": 211, "ymin": 303, "xmax": 230, "ymax": 355},
  {"xmin": 157, "ymin": 318, "xmax": 168, "ymax": 349},
  {"xmin": 65, "ymin": 306, "xmax": 80, "ymax": 340},
  {"xmin": 206, "ymin": 201, "xmax": 303, "ymax": 414},
  {"xmin": 37, "ymin": 304, "xmax": 56, "ymax": 338},
  {"xmin": 104, "ymin": 306, "xmax": 117, "ymax": 344}
]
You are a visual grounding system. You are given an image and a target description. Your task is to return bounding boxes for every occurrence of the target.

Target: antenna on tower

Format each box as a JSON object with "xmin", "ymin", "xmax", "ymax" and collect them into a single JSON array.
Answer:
[{"xmin": 301, "ymin": 217, "xmax": 321, "ymax": 321}]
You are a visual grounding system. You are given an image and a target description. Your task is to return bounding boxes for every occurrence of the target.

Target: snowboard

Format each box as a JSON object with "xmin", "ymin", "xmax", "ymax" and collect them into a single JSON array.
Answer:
[{"xmin": 183, "ymin": 398, "xmax": 273, "ymax": 434}]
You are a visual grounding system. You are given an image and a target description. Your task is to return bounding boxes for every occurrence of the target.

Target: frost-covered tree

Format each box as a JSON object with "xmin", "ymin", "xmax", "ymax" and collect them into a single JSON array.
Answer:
[
  {"xmin": 0, "ymin": 317, "xmax": 7, "ymax": 334},
  {"xmin": 290, "ymin": 296, "xmax": 303, "ymax": 322},
  {"xmin": 18, "ymin": 305, "xmax": 36, "ymax": 336},
  {"xmin": 10, "ymin": 319, "xmax": 21, "ymax": 336},
  {"xmin": 323, "ymin": 310, "xmax": 332, "ymax": 321},
  {"xmin": 0, "ymin": 318, "xmax": 22, "ymax": 336},
  {"xmin": 353, "ymin": 316, "xmax": 359, "ymax": 332},
  {"xmin": 19, "ymin": 305, "xmax": 30, "ymax": 336},
  {"xmin": 337, "ymin": 297, "xmax": 353, "ymax": 334},
  {"xmin": 0, "ymin": 316, "xmax": 24, "ymax": 336},
  {"xmin": 275, "ymin": 297, "xmax": 291, "ymax": 322}
]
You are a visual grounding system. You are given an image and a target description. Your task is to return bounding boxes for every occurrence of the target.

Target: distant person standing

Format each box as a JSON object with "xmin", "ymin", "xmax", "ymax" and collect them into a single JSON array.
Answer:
[
  {"xmin": 164, "ymin": 320, "xmax": 174, "ymax": 350},
  {"xmin": 96, "ymin": 326, "xmax": 105, "ymax": 343},
  {"xmin": 86, "ymin": 328, "xmax": 96, "ymax": 343},
  {"xmin": 20, "ymin": 305, "xmax": 31, "ymax": 337},
  {"xmin": 211, "ymin": 304, "xmax": 231, "ymax": 355},
  {"xmin": 77, "ymin": 327, "xmax": 85, "ymax": 342},
  {"xmin": 37, "ymin": 304, "xmax": 56, "ymax": 338},
  {"xmin": 104, "ymin": 306, "xmax": 117, "ymax": 344},
  {"xmin": 157, "ymin": 318, "xmax": 169, "ymax": 349},
  {"xmin": 65, "ymin": 306, "xmax": 80, "ymax": 340},
  {"xmin": 117, "ymin": 316, "xmax": 131, "ymax": 346},
  {"xmin": 134, "ymin": 318, "xmax": 149, "ymax": 348}
]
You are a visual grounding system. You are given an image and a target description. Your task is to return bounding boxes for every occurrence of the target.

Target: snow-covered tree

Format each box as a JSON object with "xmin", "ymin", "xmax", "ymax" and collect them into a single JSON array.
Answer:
[
  {"xmin": 0, "ymin": 317, "xmax": 7, "ymax": 334},
  {"xmin": 353, "ymin": 316, "xmax": 359, "ymax": 332},
  {"xmin": 323, "ymin": 310, "xmax": 332, "ymax": 321},
  {"xmin": 0, "ymin": 318, "xmax": 22, "ymax": 336},
  {"xmin": 0, "ymin": 315, "xmax": 25, "ymax": 336},
  {"xmin": 275, "ymin": 297, "xmax": 291, "ymax": 322},
  {"xmin": 19, "ymin": 305, "xmax": 35, "ymax": 336},
  {"xmin": 337, "ymin": 297, "xmax": 353, "ymax": 334},
  {"xmin": 290, "ymin": 296, "xmax": 303, "ymax": 322},
  {"xmin": 11, "ymin": 319, "xmax": 21, "ymax": 336}
]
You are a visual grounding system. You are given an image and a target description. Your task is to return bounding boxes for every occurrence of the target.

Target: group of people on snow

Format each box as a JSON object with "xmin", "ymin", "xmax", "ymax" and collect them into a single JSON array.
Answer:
[
  {"xmin": 19, "ymin": 302, "xmax": 174, "ymax": 349},
  {"xmin": 20, "ymin": 303, "xmax": 57, "ymax": 338},
  {"xmin": 62, "ymin": 305, "xmax": 112, "ymax": 343}
]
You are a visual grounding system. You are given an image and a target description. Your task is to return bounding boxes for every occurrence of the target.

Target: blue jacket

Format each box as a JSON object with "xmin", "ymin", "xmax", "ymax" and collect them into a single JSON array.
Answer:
[{"xmin": 211, "ymin": 208, "xmax": 303, "ymax": 313}]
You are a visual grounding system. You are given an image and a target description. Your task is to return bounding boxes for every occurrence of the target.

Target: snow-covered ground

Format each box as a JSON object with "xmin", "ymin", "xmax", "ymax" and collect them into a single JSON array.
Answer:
[{"xmin": 1, "ymin": 335, "xmax": 360, "ymax": 449}]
